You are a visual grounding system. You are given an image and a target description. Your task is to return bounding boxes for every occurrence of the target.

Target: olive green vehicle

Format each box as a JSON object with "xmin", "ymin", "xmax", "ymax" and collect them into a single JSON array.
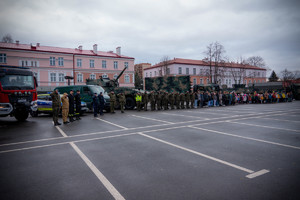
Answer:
[
  {"xmin": 145, "ymin": 75, "xmax": 191, "ymax": 93},
  {"xmin": 86, "ymin": 66, "xmax": 144, "ymax": 110}
]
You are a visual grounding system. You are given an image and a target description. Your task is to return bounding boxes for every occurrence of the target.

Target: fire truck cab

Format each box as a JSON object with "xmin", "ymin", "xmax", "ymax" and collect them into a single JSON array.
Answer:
[{"xmin": 0, "ymin": 66, "xmax": 38, "ymax": 121}]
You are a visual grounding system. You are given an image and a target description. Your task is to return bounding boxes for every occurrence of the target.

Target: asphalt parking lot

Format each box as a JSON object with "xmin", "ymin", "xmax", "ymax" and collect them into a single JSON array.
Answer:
[{"xmin": 1, "ymin": 102, "xmax": 300, "ymax": 200}]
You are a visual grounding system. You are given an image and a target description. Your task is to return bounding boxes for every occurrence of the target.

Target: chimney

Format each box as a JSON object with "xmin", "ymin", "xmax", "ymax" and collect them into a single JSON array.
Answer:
[
  {"xmin": 36, "ymin": 43, "xmax": 40, "ymax": 47},
  {"xmin": 16, "ymin": 40, "xmax": 19, "ymax": 45},
  {"xmin": 93, "ymin": 44, "xmax": 97, "ymax": 54},
  {"xmin": 78, "ymin": 45, "xmax": 82, "ymax": 51},
  {"xmin": 116, "ymin": 47, "xmax": 121, "ymax": 56}
]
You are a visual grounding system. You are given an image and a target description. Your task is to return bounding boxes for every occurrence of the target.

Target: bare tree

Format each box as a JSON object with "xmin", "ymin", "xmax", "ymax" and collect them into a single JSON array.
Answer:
[
  {"xmin": 1, "ymin": 34, "xmax": 13, "ymax": 43},
  {"xmin": 280, "ymin": 68, "xmax": 297, "ymax": 86},
  {"xmin": 203, "ymin": 43, "xmax": 214, "ymax": 82},
  {"xmin": 159, "ymin": 56, "xmax": 170, "ymax": 76},
  {"xmin": 245, "ymin": 56, "xmax": 269, "ymax": 70},
  {"xmin": 228, "ymin": 59, "xmax": 246, "ymax": 85}
]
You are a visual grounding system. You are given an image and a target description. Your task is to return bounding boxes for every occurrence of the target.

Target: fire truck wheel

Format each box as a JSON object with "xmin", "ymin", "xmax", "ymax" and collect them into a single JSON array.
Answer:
[{"xmin": 15, "ymin": 111, "xmax": 29, "ymax": 122}]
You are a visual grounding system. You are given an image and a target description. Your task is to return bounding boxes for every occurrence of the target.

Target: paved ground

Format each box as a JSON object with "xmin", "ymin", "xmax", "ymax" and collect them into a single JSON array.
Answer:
[{"xmin": 0, "ymin": 101, "xmax": 300, "ymax": 200}]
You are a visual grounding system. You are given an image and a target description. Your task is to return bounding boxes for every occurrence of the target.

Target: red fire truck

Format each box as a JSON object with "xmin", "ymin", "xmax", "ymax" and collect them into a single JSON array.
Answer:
[{"xmin": 0, "ymin": 66, "xmax": 38, "ymax": 121}]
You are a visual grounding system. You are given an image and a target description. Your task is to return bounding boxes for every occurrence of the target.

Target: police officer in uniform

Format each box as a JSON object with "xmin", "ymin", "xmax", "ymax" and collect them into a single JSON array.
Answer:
[
  {"xmin": 50, "ymin": 89, "xmax": 61, "ymax": 126},
  {"xmin": 68, "ymin": 90, "xmax": 75, "ymax": 122},
  {"xmin": 74, "ymin": 90, "xmax": 81, "ymax": 120}
]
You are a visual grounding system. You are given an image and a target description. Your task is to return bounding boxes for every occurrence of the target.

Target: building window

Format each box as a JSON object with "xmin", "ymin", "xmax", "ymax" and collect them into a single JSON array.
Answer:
[
  {"xmin": 50, "ymin": 57, "xmax": 55, "ymax": 66},
  {"xmin": 249, "ymin": 80, "xmax": 252, "ymax": 84},
  {"xmin": 178, "ymin": 67, "xmax": 182, "ymax": 74},
  {"xmin": 226, "ymin": 79, "xmax": 228, "ymax": 85},
  {"xmin": 113, "ymin": 74, "xmax": 118, "ymax": 80},
  {"xmin": 0, "ymin": 53, "xmax": 6, "ymax": 63},
  {"xmin": 58, "ymin": 73, "xmax": 64, "ymax": 82},
  {"xmin": 166, "ymin": 68, "xmax": 170, "ymax": 75},
  {"xmin": 124, "ymin": 62, "xmax": 129, "ymax": 69},
  {"xmin": 207, "ymin": 78, "xmax": 210, "ymax": 84},
  {"xmin": 77, "ymin": 59, "xmax": 82, "ymax": 67},
  {"xmin": 58, "ymin": 57, "xmax": 64, "ymax": 66},
  {"xmin": 244, "ymin": 80, "xmax": 247, "ymax": 85},
  {"xmin": 146, "ymin": 72, "xmax": 148, "ymax": 77},
  {"xmin": 254, "ymin": 80, "xmax": 256, "ymax": 84},
  {"xmin": 102, "ymin": 60, "xmax": 107, "ymax": 68},
  {"xmin": 186, "ymin": 68, "xmax": 189, "ymax": 75},
  {"xmin": 150, "ymin": 72, "xmax": 152, "ymax": 77},
  {"xmin": 50, "ymin": 73, "xmax": 56, "ymax": 82},
  {"xmin": 193, "ymin": 78, "xmax": 196, "ymax": 85},
  {"xmin": 154, "ymin": 71, "xmax": 157, "ymax": 76},
  {"xmin": 114, "ymin": 61, "xmax": 118, "ymax": 69},
  {"xmin": 102, "ymin": 74, "xmax": 108, "ymax": 78},
  {"xmin": 193, "ymin": 68, "xmax": 196, "ymax": 75},
  {"xmin": 229, "ymin": 79, "xmax": 231, "ymax": 85},
  {"xmin": 125, "ymin": 75, "xmax": 130, "ymax": 83},
  {"xmin": 90, "ymin": 60, "xmax": 94, "ymax": 68},
  {"xmin": 257, "ymin": 72, "xmax": 260, "ymax": 77},
  {"xmin": 90, "ymin": 74, "xmax": 96, "ymax": 79},
  {"xmin": 200, "ymin": 78, "xmax": 203, "ymax": 84},
  {"xmin": 258, "ymin": 80, "xmax": 260, "ymax": 83},
  {"xmin": 77, "ymin": 74, "xmax": 83, "ymax": 82}
]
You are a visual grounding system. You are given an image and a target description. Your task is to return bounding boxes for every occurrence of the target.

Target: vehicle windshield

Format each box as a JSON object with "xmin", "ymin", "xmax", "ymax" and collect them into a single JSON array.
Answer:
[
  {"xmin": 89, "ymin": 85, "xmax": 106, "ymax": 95},
  {"xmin": 0, "ymin": 75, "xmax": 34, "ymax": 90}
]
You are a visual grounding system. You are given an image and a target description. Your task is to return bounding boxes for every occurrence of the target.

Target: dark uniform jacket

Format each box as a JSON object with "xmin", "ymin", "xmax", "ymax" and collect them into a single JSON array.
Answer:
[{"xmin": 50, "ymin": 92, "xmax": 60, "ymax": 107}]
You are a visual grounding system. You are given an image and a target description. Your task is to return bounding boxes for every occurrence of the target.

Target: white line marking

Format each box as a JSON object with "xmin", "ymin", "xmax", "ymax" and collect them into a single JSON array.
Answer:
[
  {"xmin": 131, "ymin": 115, "xmax": 174, "ymax": 124},
  {"xmin": 70, "ymin": 142, "xmax": 125, "ymax": 200},
  {"xmin": 52, "ymin": 122, "xmax": 68, "ymax": 137},
  {"xmin": 228, "ymin": 121, "xmax": 300, "ymax": 133},
  {"xmin": 184, "ymin": 111, "xmax": 228, "ymax": 115},
  {"xmin": 189, "ymin": 126, "xmax": 300, "ymax": 150},
  {"xmin": 138, "ymin": 132, "xmax": 269, "ymax": 178},
  {"xmin": 259, "ymin": 117, "xmax": 300, "ymax": 123},
  {"xmin": 96, "ymin": 118, "xmax": 128, "ymax": 130},
  {"xmin": 246, "ymin": 169, "xmax": 270, "ymax": 179},
  {"xmin": 0, "ymin": 133, "xmax": 137, "ymax": 154}
]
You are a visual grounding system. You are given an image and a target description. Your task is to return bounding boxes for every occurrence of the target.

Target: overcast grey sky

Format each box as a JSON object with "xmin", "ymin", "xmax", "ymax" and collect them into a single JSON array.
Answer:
[{"xmin": 0, "ymin": 0, "xmax": 299, "ymax": 73}]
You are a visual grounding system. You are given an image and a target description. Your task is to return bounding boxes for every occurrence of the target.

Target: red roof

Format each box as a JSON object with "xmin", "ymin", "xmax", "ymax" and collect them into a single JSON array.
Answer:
[
  {"xmin": 0, "ymin": 42, "xmax": 134, "ymax": 59},
  {"xmin": 148, "ymin": 58, "xmax": 266, "ymax": 71}
]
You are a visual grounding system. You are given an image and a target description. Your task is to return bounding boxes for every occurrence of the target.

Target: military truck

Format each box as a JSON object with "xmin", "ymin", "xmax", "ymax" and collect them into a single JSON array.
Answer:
[
  {"xmin": 86, "ymin": 66, "xmax": 143, "ymax": 110},
  {"xmin": 145, "ymin": 75, "xmax": 191, "ymax": 93}
]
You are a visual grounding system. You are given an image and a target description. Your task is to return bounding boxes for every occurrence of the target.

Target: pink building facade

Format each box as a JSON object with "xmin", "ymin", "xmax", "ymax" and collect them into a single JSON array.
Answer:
[
  {"xmin": 0, "ymin": 42, "xmax": 135, "ymax": 91},
  {"xmin": 144, "ymin": 58, "xmax": 267, "ymax": 88}
]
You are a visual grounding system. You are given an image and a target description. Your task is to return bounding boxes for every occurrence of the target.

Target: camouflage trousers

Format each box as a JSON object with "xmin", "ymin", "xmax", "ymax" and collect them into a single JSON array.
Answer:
[
  {"xmin": 156, "ymin": 101, "xmax": 161, "ymax": 110},
  {"xmin": 151, "ymin": 101, "xmax": 155, "ymax": 111},
  {"xmin": 186, "ymin": 101, "xmax": 190, "ymax": 108},
  {"xmin": 180, "ymin": 101, "xmax": 185, "ymax": 109},
  {"xmin": 143, "ymin": 101, "xmax": 148, "ymax": 111},
  {"xmin": 120, "ymin": 102, "xmax": 125, "ymax": 112},
  {"xmin": 52, "ymin": 106, "xmax": 60, "ymax": 123},
  {"xmin": 176, "ymin": 101, "xmax": 180, "ymax": 109},
  {"xmin": 190, "ymin": 100, "xmax": 194, "ymax": 108},
  {"xmin": 136, "ymin": 101, "xmax": 141, "ymax": 111},
  {"xmin": 170, "ymin": 100, "xmax": 175, "ymax": 109},
  {"xmin": 110, "ymin": 101, "xmax": 115, "ymax": 113}
]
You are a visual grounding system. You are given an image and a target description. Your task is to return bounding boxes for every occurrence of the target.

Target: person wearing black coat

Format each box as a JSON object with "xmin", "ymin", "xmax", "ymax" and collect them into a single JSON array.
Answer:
[
  {"xmin": 74, "ymin": 90, "xmax": 81, "ymax": 120},
  {"xmin": 92, "ymin": 93, "xmax": 99, "ymax": 117},
  {"xmin": 68, "ymin": 90, "xmax": 75, "ymax": 122},
  {"xmin": 98, "ymin": 92, "xmax": 105, "ymax": 116}
]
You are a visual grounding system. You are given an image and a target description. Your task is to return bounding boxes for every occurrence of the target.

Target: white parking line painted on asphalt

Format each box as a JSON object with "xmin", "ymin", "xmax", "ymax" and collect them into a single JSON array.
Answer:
[
  {"xmin": 138, "ymin": 132, "xmax": 269, "ymax": 179},
  {"xmin": 52, "ymin": 122, "xmax": 68, "ymax": 137},
  {"xmin": 184, "ymin": 111, "xmax": 228, "ymax": 115},
  {"xmin": 162, "ymin": 112, "xmax": 211, "ymax": 120},
  {"xmin": 246, "ymin": 169, "xmax": 270, "ymax": 179},
  {"xmin": 131, "ymin": 115, "xmax": 174, "ymax": 124},
  {"xmin": 189, "ymin": 126, "xmax": 300, "ymax": 150},
  {"xmin": 97, "ymin": 118, "xmax": 128, "ymax": 130},
  {"xmin": 228, "ymin": 121, "xmax": 300, "ymax": 133},
  {"xmin": 70, "ymin": 142, "xmax": 125, "ymax": 200},
  {"xmin": 259, "ymin": 117, "xmax": 300, "ymax": 123}
]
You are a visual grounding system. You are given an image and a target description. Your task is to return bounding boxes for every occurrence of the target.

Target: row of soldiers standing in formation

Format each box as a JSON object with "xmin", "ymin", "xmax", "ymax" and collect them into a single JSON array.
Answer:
[{"xmin": 135, "ymin": 91, "xmax": 198, "ymax": 111}]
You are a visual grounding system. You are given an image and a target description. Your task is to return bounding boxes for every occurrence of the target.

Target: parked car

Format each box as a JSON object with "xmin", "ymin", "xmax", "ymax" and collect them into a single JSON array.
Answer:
[{"xmin": 30, "ymin": 94, "xmax": 88, "ymax": 117}]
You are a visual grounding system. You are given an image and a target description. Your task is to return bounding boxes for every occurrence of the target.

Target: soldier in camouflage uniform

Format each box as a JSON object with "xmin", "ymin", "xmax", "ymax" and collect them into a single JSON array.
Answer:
[
  {"xmin": 185, "ymin": 91, "xmax": 190, "ymax": 109},
  {"xmin": 190, "ymin": 92, "xmax": 195, "ymax": 108},
  {"xmin": 50, "ymin": 89, "xmax": 61, "ymax": 126},
  {"xmin": 180, "ymin": 93, "xmax": 185, "ymax": 109},
  {"xmin": 169, "ymin": 92, "xmax": 175, "ymax": 109},
  {"xmin": 117, "ymin": 93, "xmax": 126, "ymax": 113},
  {"xmin": 156, "ymin": 91, "xmax": 162, "ymax": 110},
  {"xmin": 109, "ymin": 91, "xmax": 116, "ymax": 113},
  {"xmin": 142, "ymin": 91, "xmax": 148, "ymax": 111},
  {"xmin": 175, "ymin": 92, "xmax": 180, "ymax": 109},
  {"xmin": 149, "ymin": 91, "xmax": 156, "ymax": 111},
  {"xmin": 163, "ymin": 92, "xmax": 169, "ymax": 110}
]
